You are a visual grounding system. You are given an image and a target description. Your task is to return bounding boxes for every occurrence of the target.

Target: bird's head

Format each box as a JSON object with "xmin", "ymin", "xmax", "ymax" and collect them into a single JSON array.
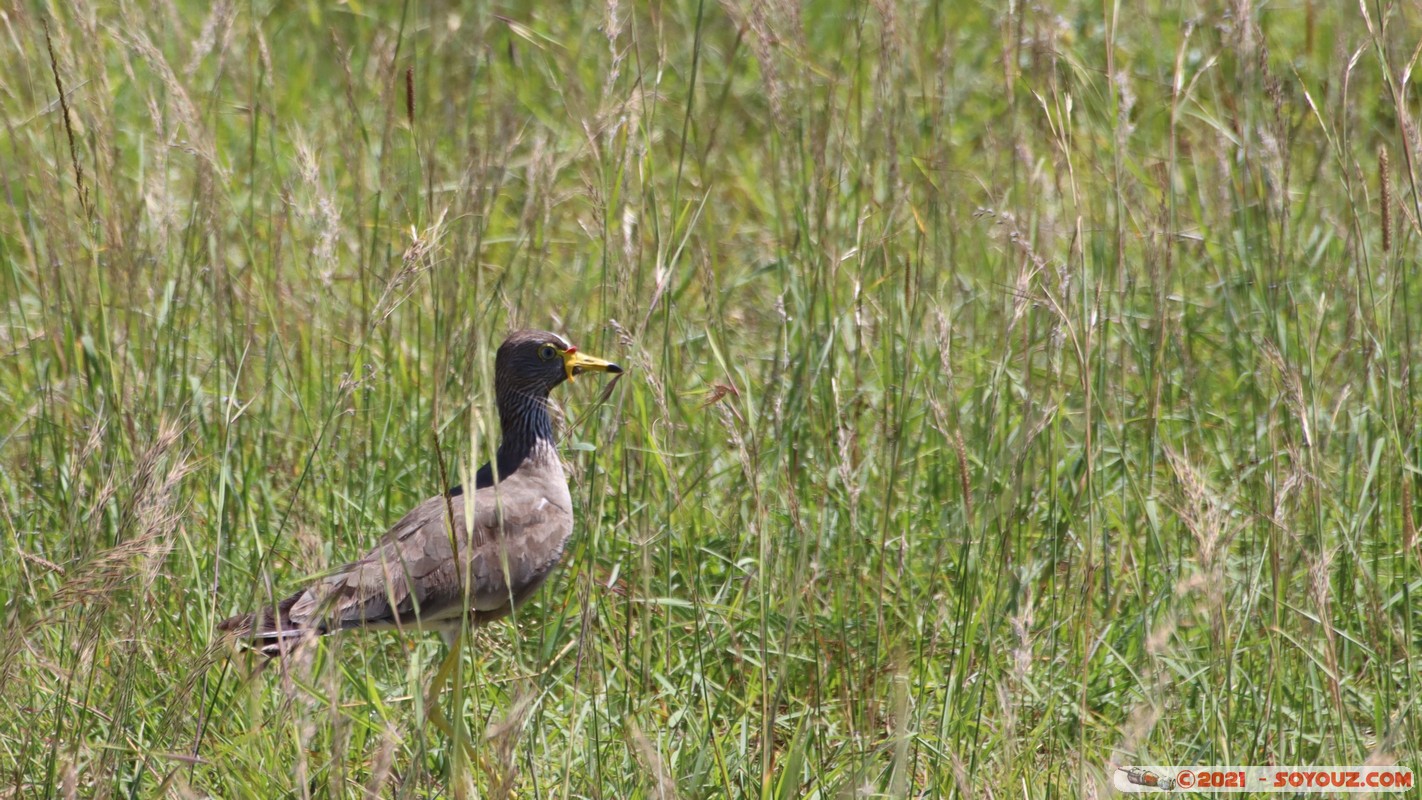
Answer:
[{"xmin": 495, "ymin": 329, "xmax": 623, "ymax": 397}]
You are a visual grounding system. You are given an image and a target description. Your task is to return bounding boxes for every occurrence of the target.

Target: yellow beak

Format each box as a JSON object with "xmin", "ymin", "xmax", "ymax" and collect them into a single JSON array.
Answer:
[{"xmin": 562, "ymin": 348, "xmax": 624, "ymax": 381}]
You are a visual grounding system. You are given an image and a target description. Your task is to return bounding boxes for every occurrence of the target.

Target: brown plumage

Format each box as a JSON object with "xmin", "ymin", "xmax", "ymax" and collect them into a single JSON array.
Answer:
[{"xmin": 218, "ymin": 330, "xmax": 623, "ymax": 657}]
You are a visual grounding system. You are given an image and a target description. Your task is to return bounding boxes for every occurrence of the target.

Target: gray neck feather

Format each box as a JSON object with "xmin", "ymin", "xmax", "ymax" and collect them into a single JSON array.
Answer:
[{"xmin": 493, "ymin": 388, "xmax": 557, "ymax": 476}]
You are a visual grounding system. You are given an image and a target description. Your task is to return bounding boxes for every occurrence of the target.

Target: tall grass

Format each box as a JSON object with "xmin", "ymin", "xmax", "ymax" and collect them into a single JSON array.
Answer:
[{"xmin": 2, "ymin": 1, "xmax": 1418, "ymax": 797}]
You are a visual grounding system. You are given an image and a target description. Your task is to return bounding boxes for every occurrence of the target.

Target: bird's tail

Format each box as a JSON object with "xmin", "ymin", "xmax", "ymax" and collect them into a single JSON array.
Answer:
[{"xmin": 217, "ymin": 593, "xmax": 320, "ymax": 658}]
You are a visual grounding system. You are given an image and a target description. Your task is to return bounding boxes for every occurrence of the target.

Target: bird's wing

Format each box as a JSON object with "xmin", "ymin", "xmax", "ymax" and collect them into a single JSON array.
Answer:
[{"xmin": 286, "ymin": 481, "xmax": 573, "ymax": 631}]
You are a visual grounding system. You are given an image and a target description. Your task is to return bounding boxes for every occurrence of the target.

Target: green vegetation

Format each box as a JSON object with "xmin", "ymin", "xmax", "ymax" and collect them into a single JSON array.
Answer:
[{"xmin": 2, "ymin": 1, "xmax": 1418, "ymax": 796}]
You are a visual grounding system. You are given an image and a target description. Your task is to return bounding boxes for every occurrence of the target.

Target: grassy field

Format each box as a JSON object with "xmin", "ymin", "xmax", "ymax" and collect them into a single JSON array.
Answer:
[{"xmin": 2, "ymin": 0, "xmax": 1420, "ymax": 796}]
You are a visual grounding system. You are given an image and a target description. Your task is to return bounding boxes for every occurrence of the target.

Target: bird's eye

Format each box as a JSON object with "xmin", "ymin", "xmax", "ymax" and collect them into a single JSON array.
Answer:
[{"xmin": 538, "ymin": 344, "xmax": 559, "ymax": 361}]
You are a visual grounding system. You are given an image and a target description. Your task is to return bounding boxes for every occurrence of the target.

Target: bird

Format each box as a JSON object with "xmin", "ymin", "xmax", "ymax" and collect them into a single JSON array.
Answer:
[{"xmin": 217, "ymin": 329, "xmax": 622, "ymax": 742}]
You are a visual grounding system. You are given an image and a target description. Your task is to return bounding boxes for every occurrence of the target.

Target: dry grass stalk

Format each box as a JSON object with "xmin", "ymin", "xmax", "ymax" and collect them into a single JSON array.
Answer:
[
  {"xmin": 42, "ymin": 16, "xmax": 89, "ymax": 219},
  {"xmin": 485, "ymin": 688, "xmax": 537, "ymax": 800},
  {"xmin": 628, "ymin": 719, "xmax": 680, "ymax": 800},
  {"xmin": 1379, "ymin": 146, "xmax": 1391, "ymax": 253}
]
